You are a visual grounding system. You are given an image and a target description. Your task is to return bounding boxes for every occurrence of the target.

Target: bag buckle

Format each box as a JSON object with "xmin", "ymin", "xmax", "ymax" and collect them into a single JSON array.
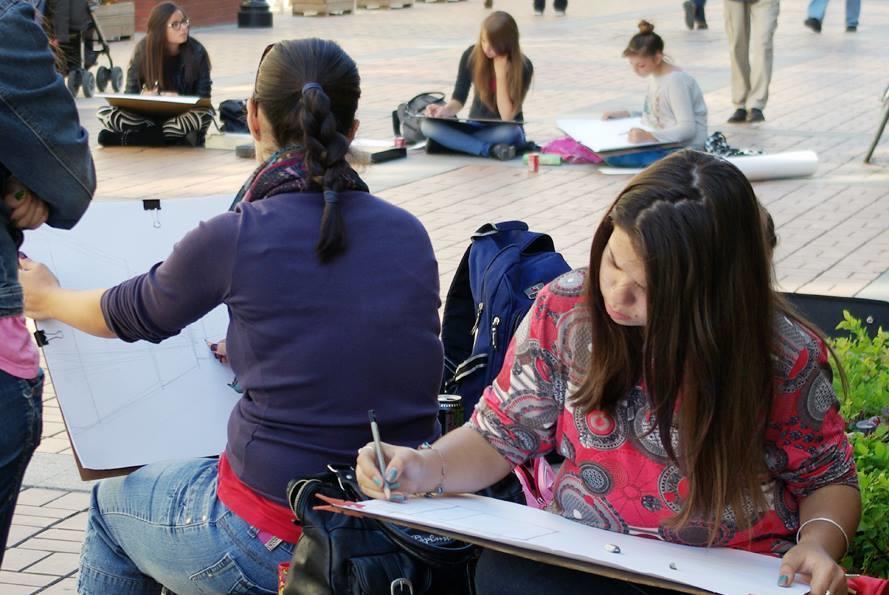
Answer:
[{"xmin": 391, "ymin": 578, "xmax": 414, "ymax": 595}]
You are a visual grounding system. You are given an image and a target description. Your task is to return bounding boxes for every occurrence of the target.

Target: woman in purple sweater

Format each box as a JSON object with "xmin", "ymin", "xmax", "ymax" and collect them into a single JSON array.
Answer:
[{"xmin": 21, "ymin": 39, "xmax": 443, "ymax": 595}]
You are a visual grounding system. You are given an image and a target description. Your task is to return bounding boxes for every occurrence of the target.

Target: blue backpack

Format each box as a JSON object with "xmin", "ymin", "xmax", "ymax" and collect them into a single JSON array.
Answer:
[{"xmin": 440, "ymin": 221, "xmax": 572, "ymax": 412}]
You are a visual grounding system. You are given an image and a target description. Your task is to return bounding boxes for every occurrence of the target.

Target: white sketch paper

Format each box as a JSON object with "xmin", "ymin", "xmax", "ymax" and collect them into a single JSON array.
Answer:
[
  {"xmin": 557, "ymin": 117, "xmax": 668, "ymax": 153},
  {"xmin": 336, "ymin": 495, "xmax": 808, "ymax": 595},
  {"xmin": 25, "ymin": 196, "xmax": 241, "ymax": 470}
]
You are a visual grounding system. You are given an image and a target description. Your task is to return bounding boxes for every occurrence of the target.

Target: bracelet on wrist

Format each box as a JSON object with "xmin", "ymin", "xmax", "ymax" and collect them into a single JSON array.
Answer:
[
  {"xmin": 418, "ymin": 442, "xmax": 445, "ymax": 497},
  {"xmin": 796, "ymin": 516, "xmax": 850, "ymax": 557}
]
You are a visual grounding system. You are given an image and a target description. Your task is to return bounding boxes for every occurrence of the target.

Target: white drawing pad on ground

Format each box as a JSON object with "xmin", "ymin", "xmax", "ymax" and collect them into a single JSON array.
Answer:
[
  {"xmin": 334, "ymin": 495, "xmax": 808, "ymax": 595},
  {"xmin": 25, "ymin": 196, "xmax": 240, "ymax": 471},
  {"xmin": 557, "ymin": 117, "xmax": 666, "ymax": 153}
]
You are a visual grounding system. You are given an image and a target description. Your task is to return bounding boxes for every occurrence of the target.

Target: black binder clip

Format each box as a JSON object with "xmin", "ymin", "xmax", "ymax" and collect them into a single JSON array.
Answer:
[
  {"xmin": 143, "ymin": 199, "xmax": 162, "ymax": 228},
  {"xmin": 33, "ymin": 329, "xmax": 63, "ymax": 347}
]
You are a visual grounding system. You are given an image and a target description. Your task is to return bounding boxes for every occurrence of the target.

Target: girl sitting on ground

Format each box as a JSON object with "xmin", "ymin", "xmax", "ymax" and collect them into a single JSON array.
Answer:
[
  {"xmin": 601, "ymin": 21, "xmax": 708, "ymax": 168},
  {"xmin": 421, "ymin": 11, "xmax": 533, "ymax": 161},
  {"xmin": 23, "ymin": 38, "xmax": 443, "ymax": 594},
  {"xmin": 97, "ymin": 2, "xmax": 212, "ymax": 147},
  {"xmin": 357, "ymin": 150, "xmax": 858, "ymax": 595}
]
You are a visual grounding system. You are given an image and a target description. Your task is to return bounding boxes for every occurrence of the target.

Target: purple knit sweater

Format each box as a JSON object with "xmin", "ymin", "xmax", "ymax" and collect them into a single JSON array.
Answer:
[{"xmin": 102, "ymin": 191, "xmax": 443, "ymax": 504}]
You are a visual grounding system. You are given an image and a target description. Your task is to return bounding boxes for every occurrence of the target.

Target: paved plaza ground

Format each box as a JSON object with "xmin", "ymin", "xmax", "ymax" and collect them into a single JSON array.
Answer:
[{"xmin": 4, "ymin": 0, "xmax": 889, "ymax": 591}]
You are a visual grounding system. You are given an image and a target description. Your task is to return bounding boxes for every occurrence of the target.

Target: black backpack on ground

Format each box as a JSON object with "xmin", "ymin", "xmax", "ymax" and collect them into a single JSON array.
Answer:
[
  {"xmin": 219, "ymin": 99, "xmax": 248, "ymax": 133},
  {"xmin": 392, "ymin": 92, "xmax": 446, "ymax": 144}
]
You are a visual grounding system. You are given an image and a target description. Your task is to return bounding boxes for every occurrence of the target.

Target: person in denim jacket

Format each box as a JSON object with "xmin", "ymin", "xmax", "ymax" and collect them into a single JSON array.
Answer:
[{"xmin": 0, "ymin": 0, "xmax": 95, "ymax": 566}]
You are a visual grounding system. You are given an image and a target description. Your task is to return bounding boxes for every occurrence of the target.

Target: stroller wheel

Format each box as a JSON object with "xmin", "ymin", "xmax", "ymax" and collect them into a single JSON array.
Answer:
[
  {"xmin": 111, "ymin": 67, "xmax": 124, "ymax": 93},
  {"xmin": 96, "ymin": 66, "xmax": 110, "ymax": 92},
  {"xmin": 82, "ymin": 70, "xmax": 96, "ymax": 98},
  {"xmin": 66, "ymin": 69, "xmax": 83, "ymax": 97}
]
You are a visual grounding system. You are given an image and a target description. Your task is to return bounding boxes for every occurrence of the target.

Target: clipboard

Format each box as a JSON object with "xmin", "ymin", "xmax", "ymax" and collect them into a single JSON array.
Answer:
[
  {"xmin": 98, "ymin": 93, "xmax": 212, "ymax": 119},
  {"xmin": 557, "ymin": 117, "xmax": 680, "ymax": 154},
  {"xmin": 318, "ymin": 494, "xmax": 808, "ymax": 595},
  {"xmin": 417, "ymin": 114, "xmax": 526, "ymax": 126}
]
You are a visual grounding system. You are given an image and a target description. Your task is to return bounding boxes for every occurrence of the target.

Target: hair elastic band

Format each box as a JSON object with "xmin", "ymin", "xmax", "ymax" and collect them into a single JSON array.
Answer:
[
  {"xmin": 302, "ymin": 82, "xmax": 322, "ymax": 94},
  {"xmin": 323, "ymin": 190, "xmax": 339, "ymax": 205}
]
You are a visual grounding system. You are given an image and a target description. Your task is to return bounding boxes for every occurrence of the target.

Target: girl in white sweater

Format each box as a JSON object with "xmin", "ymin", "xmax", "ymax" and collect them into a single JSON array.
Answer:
[{"xmin": 603, "ymin": 21, "xmax": 708, "ymax": 168}]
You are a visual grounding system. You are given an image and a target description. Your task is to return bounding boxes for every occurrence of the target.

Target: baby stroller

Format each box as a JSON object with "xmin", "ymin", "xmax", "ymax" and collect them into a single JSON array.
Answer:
[{"xmin": 48, "ymin": 0, "xmax": 124, "ymax": 98}]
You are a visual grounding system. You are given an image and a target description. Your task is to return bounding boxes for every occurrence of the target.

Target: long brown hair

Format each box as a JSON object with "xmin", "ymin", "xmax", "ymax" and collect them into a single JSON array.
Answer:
[
  {"xmin": 471, "ymin": 11, "xmax": 528, "ymax": 114},
  {"xmin": 138, "ymin": 2, "xmax": 197, "ymax": 91},
  {"xmin": 576, "ymin": 150, "xmax": 777, "ymax": 541},
  {"xmin": 252, "ymin": 39, "xmax": 361, "ymax": 263}
]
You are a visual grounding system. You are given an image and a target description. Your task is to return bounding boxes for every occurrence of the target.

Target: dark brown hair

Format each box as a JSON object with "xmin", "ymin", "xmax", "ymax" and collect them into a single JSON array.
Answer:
[
  {"xmin": 576, "ymin": 150, "xmax": 778, "ymax": 542},
  {"xmin": 138, "ymin": 2, "xmax": 202, "ymax": 91},
  {"xmin": 471, "ymin": 11, "xmax": 528, "ymax": 114},
  {"xmin": 252, "ymin": 39, "xmax": 361, "ymax": 263},
  {"xmin": 623, "ymin": 20, "xmax": 665, "ymax": 58}
]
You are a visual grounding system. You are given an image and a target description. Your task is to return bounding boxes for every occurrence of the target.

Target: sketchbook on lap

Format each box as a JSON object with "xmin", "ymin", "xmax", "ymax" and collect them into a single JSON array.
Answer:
[
  {"xmin": 557, "ymin": 117, "xmax": 680, "ymax": 154},
  {"xmin": 97, "ymin": 93, "xmax": 212, "ymax": 118},
  {"xmin": 322, "ymin": 494, "xmax": 808, "ymax": 595},
  {"xmin": 25, "ymin": 196, "xmax": 240, "ymax": 479}
]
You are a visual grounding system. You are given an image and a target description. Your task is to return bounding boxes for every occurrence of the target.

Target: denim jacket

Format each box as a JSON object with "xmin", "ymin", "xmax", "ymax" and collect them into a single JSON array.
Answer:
[{"xmin": 0, "ymin": 0, "xmax": 95, "ymax": 317}]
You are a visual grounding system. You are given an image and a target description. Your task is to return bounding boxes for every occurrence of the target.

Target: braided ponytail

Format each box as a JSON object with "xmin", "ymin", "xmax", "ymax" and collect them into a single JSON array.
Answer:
[{"xmin": 251, "ymin": 39, "xmax": 362, "ymax": 263}]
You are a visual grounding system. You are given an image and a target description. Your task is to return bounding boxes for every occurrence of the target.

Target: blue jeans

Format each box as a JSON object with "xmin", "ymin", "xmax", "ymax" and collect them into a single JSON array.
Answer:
[
  {"xmin": 807, "ymin": 0, "xmax": 860, "ymax": 27},
  {"xmin": 0, "ymin": 369, "xmax": 43, "ymax": 568},
  {"xmin": 602, "ymin": 148, "xmax": 677, "ymax": 168},
  {"xmin": 694, "ymin": 0, "xmax": 706, "ymax": 20},
  {"xmin": 420, "ymin": 119, "xmax": 525, "ymax": 157},
  {"xmin": 78, "ymin": 458, "xmax": 295, "ymax": 595}
]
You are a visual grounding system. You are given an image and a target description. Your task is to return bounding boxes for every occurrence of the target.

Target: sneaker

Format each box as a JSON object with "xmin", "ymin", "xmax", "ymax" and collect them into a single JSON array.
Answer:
[
  {"xmin": 533, "ymin": 9, "xmax": 543, "ymax": 16},
  {"xmin": 695, "ymin": 19, "xmax": 708, "ymax": 29},
  {"xmin": 804, "ymin": 17, "xmax": 822, "ymax": 33},
  {"xmin": 554, "ymin": 9, "xmax": 565, "ymax": 16},
  {"xmin": 682, "ymin": 1, "xmax": 695, "ymax": 30},
  {"xmin": 747, "ymin": 108, "xmax": 765, "ymax": 123},
  {"xmin": 235, "ymin": 143, "xmax": 256, "ymax": 159},
  {"xmin": 489, "ymin": 143, "xmax": 516, "ymax": 161},
  {"xmin": 846, "ymin": 25, "xmax": 857, "ymax": 32},
  {"xmin": 484, "ymin": 0, "xmax": 492, "ymax": 7},
  {"xmin": 727, "ymin": 108, "xmax": 748, "ymax": 123}
]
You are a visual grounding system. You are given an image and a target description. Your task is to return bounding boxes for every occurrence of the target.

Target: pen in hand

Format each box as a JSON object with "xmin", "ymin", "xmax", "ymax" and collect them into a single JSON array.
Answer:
[{"xmin": 368, "ymin": 409, "xmax": 391, "ymax": 500}]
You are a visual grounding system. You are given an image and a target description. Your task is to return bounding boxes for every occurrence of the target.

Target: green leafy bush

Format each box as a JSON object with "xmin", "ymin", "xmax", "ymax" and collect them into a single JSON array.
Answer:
[{"xmin": 828, "ymin": 313, "xmax": 889, "ymax": 578}]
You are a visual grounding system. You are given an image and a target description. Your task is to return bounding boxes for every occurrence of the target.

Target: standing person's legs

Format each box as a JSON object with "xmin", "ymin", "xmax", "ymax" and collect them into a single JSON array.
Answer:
[
  {"xmin": 694, "ymin": 0, "xmax": 707, "ymax": 24},
  {"xmin": 553, "ymin": 0, "xmax": 567, "ymax": 12},
  {"xmin": 533, "ymin": 0, "xmax": 545, "ymax": 13},
  {"xmin": 724, "ymin": 0, "xmax": 752, "ymax": 112},
  {"xmin": 77, "ymin": 458, "xmax": 294, "ymax": 595},
  {"xmin": 807, "ymin": 0, "xmax": 830, "ymax": 22},
  {"xmin": 845, "ymin": 0, "xmax": 860, "ymax": 27},
  {"xmin": 748, "ymin": 0, "xmax": 780, "ymax": 112},
  {"xmin": 0, "ymin": 370, "xmax": 43, "ymax": 568}
]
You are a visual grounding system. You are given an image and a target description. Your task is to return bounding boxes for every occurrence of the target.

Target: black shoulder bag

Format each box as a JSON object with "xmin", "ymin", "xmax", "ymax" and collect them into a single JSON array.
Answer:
[{"xmin": 283, "ymin": 465, "xmax": 478, "ymax": 595}]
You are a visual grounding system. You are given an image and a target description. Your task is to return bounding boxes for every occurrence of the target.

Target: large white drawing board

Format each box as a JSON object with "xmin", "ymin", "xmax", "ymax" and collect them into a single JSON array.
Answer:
[
  {"xmin": 597, "ymin": 151, "xmax": 819, "ymax": 182},
  {"xmin": 329, "ymin": 495, "xmax": 808, "ymax": 595},
  {"xmin": 25, "ymin": 196, "xmax": 240, "ymax": 472},
  {"xmin": 557, "ymin": 117, "xmax": 673, "ymax": 153}
]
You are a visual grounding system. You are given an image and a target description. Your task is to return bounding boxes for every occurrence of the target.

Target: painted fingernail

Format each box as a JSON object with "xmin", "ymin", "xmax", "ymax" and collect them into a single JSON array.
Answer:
[
  {"xmin": 14, "ymin": 190, "xmax": 25, "ymax": 200},
  {"xmin": 18, "ymin": 251, "xmax": 27, "ymax": 260},
  {"xmin": 389, "ymin": 493, "xmax": 406, "ymax": 503},
  {"xmin": 388, "ymin": 481, "xmax": 401, "ymax": 490},
  {"xmin": 386, "ymin": 468, "xmax": 398, "ymax": 482},
  {"xmin": 372, "ymin": 476, "xmax": 382, "ymax": 487},
  {"xmin": 209, "ymin": 343, "xmax": 218, "ymax": 352},
  {"xmin": 777, "ymin": 575, "xmax": 789, "ymax": 587}
]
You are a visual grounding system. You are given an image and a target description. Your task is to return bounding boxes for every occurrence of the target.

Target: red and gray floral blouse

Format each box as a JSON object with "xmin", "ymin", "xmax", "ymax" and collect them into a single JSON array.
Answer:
[{"xmin": 469, "ymin": 268, "xmax": 857, "ymax": 554}]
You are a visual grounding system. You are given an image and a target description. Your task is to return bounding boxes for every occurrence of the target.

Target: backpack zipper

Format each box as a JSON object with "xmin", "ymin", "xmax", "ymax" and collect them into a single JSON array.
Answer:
[
  {"xmin": 470, "ymin": 302, "xmax": 484, "ymax": 337},
  {"xmin": 491, "ymin": 316, "xmax": 501, "ymax": 351}
]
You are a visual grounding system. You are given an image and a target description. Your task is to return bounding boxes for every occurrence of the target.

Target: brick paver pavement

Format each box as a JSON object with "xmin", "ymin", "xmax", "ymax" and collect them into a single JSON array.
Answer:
[{"xmin": 4, "ymin": 0, "xmax": 889, "ymax": 590}]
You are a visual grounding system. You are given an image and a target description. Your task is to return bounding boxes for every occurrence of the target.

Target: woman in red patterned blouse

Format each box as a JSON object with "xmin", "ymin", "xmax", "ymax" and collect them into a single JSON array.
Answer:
[{"xmin": 357, "ymin": 150, "xmax": 859, "ymax": 595}]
